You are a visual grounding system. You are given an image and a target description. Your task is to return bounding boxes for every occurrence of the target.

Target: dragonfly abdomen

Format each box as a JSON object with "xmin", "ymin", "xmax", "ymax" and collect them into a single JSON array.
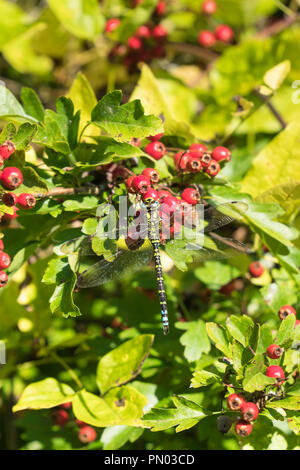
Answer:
[{"xmin": 152, "ymin": 240, "xmax": 169, "ymax": 335}]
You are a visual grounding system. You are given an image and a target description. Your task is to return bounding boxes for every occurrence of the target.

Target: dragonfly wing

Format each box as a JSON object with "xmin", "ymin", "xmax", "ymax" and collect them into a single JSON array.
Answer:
[
  {"xmin": 186, "ymin": 234, "xmax": 250, "ymax": 262},
  {"xmin": 203, "ymin": 202, "xmax": 248, "ymax": 233},
  {"xmin": 77, "ymin": 241, "xmax": 153, "ymax": 288}
]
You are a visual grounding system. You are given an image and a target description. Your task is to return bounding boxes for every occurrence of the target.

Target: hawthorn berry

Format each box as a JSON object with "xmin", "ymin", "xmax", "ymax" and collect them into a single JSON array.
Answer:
[
  {"xmin": 78, "ymin": 426, "xmax": 97, "ymax": 444},
  {"xmin": 161, "ymin": 195, "xmax": 181, "ymax": 214},
  {"xmin": 200, "ymin": 152, "xmax": 212, "ymax": 168},
  {"xmin": 152, "ymin": 25, "xmax": 168, "ymax": 39},
  {"xmin": 142, "ymin": 167, "xmax": 160, "ymax": 183},
  {"xmin": 174, "ymin": 151, "xmax": 190, "ymax": 171},
  {"xmin": 132, "ymin": 174, "xmax": 151, "ymax": 194},
  {"xmin": 295, "ymin": 319, "xmax": 300, "ymax": 328},
  {"xmin": 267, "ymin": 344, "xmax": 283, "ymax": 359},
  {"xmin": 278, "ymin": 305, "xmax": 296, "ymax": 321},
  {"xmin": 240, "ymin": 402, "xmax": 259, "ymax": 422},
  {"xmin": 1, "ymin": 167, "xmax": 23, "ymax": 190},
  {"xmin": 235, "ymin": 419, "xmax": 252, "ymax": 437},
  {"xmin": 0, "ymin": 141, "xmax": 15, "ymax": 160},
  {"xmin": 187, "ymin": 157, "xmax": 202, "ymax": 173},
  {"xmin": 212, "ymin": 146, "xmax": 231, "ymax": 162},
  {"xmin": 105, "ymin": 18, "xmax": 121, "ymax": 33},
  {"xmin": 266, "ymin": 365, "xmax": 285, "ymax": 384},
  {"xmin": 136, "ymin": 25, "xmax": 152, "ymax": 38},
  {"xmin": 197, "ymin": 30, "xmax": 216, "ymax": 48},
  {"xmin": 52, "ymin": 409, "xmax": 69, "ymax": 427},
  {"xmin": 202, "ymin": 0, "xmax": 217, "ymax": 15},
  {"xmin": 17, "ymin": 193, "xmax": 36, "ymax": 209},
  {"xmin": 157, "ymin": 189, "xmax": 172, "ymax": 201},
  {"xmin": 220, "ymin": 278, "xmax": 244, "ymax": 295},
  {"xmin": 60, "ymin": 401, "xmax": 72, "ymax": 410},
  {"xmin": 0, "ymin": 239, "xmax": 4, "ymax": 250},
  {"xmin": 205, "ymin": 159, "xmax": 220, "ymax": 177},
  {"xmin": 142, "ymin": 188, "xmax": 160, "ymax": 202},
  {"xmin": 125, "ymin": 176, "xmax": 135, "ymax": 194},
  {"xmin": 145, "ymin": 141, "xmax": 166, "ymax": 160},
  {"xmin": 0, "ymin": 251, "xmax": 11, "ymax": 269},
  {"xmin": 0, "ymin": 270, "xmax": 8, "ymax": 288},
  {"xmin": 4, "ymin": 206, "xmax": 19, "ymax": 220},
  {"xmin": 248, "ymin": 261, "xmax": 264, "ymax": 278},
  {"xmin": 217, "ymin": 415, "xmax": 232, "ymax": 434},
  {"xmin": 181, "ymin": 188, "xmax": 201, "ymax": 205},
  {"xmin": 227, "ymin": 393, "xmax": 246, "ymax": 411},
  {"xmin": 215, "ymin": 24, "xmax": 234, "ymax": 42},
  {"xmin": 155, "ymin": 0, "xmax": 166, "ymax": 16},
  {"xmin": 76, "ymin": 419, "xmax": 87, "ymax": 428},
  {"xmin": 189, "ymin": 143, "xmax": 207, "ymax": 158},
  {"xmin": 127, "ymin": 36, "xmax": 142, "ymax": 50},
  {"xmin": 2, "ymin": 192, "xmax": 17, "ymax": 207},
  {"xmin": 147, "ymin": 132, "xmax": 164, "ymax": 142}
]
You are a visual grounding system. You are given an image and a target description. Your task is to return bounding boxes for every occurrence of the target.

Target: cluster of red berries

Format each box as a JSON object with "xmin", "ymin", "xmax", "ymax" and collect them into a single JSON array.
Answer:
[
  {"xmin": 52, "ymin": 402, "xmax": 97, "ymax": 444},
  {"xmin": 227, "ymin": 394, "xmax": 259, "ymax": 437},
  {"xmin": 106, "ymin": 1, "xmax": 167, "ymax": 70},
  {"xmin": 174, "ymin": 144, "xmax": 231, "ymax": 178},
  {"xmin": 0, "ymin": 141, "xmax": 37, "ymax": 219},
  {"xmin": 198, "ymin": 1, "xmax": 234, "ymax": 48}
]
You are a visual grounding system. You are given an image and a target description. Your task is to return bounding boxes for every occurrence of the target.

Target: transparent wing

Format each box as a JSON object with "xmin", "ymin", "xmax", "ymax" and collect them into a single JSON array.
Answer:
[
  {"xmin": 203, "ymin": 202, "xmax": 248, "ymax": 233},
  {"xmin": 186, "ymin": 233, "xmax": 250, "ymax": 262},
  {"xmin": 76, "ymin": 239, "xmax": 153, "ymax": 288}
]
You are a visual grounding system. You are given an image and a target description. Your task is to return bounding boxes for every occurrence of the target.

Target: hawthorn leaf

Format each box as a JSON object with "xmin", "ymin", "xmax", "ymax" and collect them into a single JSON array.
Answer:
[
  {"xmin": 20, "ymin": 87, "xmax": 45, "ymax": 122},
  {"xmin": 13, "ymin": 378, "xmax": 75, "ymax": 412},
  {"xmin": 96, "ymin": 334, "xmax": 154, "ymax": 394},
  {"xmin": 276, "ymin": 314, "xmax": 296, "ymax": 347},
  {"xmin": 206, "ymin": 322, "xmax": 232, "ymax": 358},
  {"xmin": 190, "ymin": 370, "xmax": 219, "ymax": 389},
  {"xmin": 267, "ymin": 397, "xmax": 300, "ymax": 411},
  {"xmin": 256, "ymin": 324, "xmax": 274, "ymax": 354},
  {"xmin": 100, "ymin": 426, "xmax": 143, "ymax": 450},
  {"xmin": 49, "ymin": 271, "xmax": 81, "ymax": 318},
  {"xmin": 178, "ymin": 320, "xmax": 211, "ymax": 362},
  {"xmin": 226, "ymin": 315, "xmax": 254, "ymax": 347},
  {"xmin": 263, "ymin": 60, "xmax": 291, "ymax": 91}
]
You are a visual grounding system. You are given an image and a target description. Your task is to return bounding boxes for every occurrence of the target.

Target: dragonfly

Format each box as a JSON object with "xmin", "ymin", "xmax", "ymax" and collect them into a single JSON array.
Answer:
[{"xmin": 59, "ymin": 198, "xmax": 249, "ymax": 335}]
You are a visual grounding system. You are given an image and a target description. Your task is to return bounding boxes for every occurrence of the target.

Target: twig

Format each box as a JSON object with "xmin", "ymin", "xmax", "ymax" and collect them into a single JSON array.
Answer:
[
  {"xmin": 168, "ymin": 42, "xmax": 218, "ymax": 61},
  {"xmin": 256, "ymin": 13, "xmax": 299, "ymax": 38},
  {"xmin": 51, "ymin": 352, "xmax": 83, "ymax": 389},
  {"xmin": 32, "ymin": 186, "xmax": 103, "ymax": 199},
  {"xmin": 254, "ymin": 90, "xmax": 287, "ymax": 130}
]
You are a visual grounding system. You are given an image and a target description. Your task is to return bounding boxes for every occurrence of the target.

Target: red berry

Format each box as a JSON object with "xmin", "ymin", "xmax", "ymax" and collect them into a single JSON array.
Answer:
[
  {"xmin": 205, "ymin": 159, "xmax": 220, "ymax": 177},
  {"xmin": 278, "ymin": 305, "xmax": 296, "ymax": 321},
  {"xmin": 187, "ymin": 157, "xmax": 202, "ymax": 173},
  {"xmin": 212, "ymin": 146, "xmax": 231, "ymax": 162},
  {"xmin": 125, "ymin": 176, "xmax": 135, "ymax": 194},
  {"xmin": 78, "ymin": 426, "xmax": 97, "ymax": 444},
  {"xmin": 2, "ymin": 192, "xmax": 17, "ymax": 207},
  {"xmin": 76, "ymin": 419, "xmax": 87, "ymax": 428},
  {"xmin": 136, "ymin": 25, "xmax": 152, "ymax": 38},
  {"xmin": 200, "ymin": 152, "xmax": 212, "ymax": 168},
  {"xmin": 132, "ymin": 174, "xmax": 151, "ymax": 194},
  {"xmin": 202, "ymin": 0, "xmax": 217, "ymax": 15},
  {"xmin": 0, "ymin": 141, "xmax": 15, "ymax": 160},
  {"xmin": 142, "ymin": 167, "xmax": 160, "ymax": 183},
  {"xmin": 0, "ymin": 251, "xmax": 11, "ymax": 269},
  {"xmin": 52, "ymin": 409, "xmax": 69, "ymax": 427},
  {"xmin": 189, "ymin": 143, "xmax": 207, "ymax": 158},
  {"xmin": 235, "ymin": 419, "xmax": 252, "ymax": 437},
  {"xmin": 147, "ymin": 132, "xmax": 164, "ymax": 142},
  {"xmin": 155, "ymin": 1, "xmax": 166, "ymax": 16},
  {"xmin": 248, "ymin": 261, "xmax": 264, "ymax": 278},
  {"xmin": 227, "ymin": 393, "xmax": 246, "ymax": 411},
  {"xmin": 127, "ymin": 36, "xmax": 142, "ymax": 50},
  {"xmin": 0, "ymin": 270, "xmax": 8, "ymax": 288},
  {"xmin": 105, "ymin": 18, "xmax": 121, "ymax": 33},
  {"xmin": 145, "ymin": 141, "xmax": 166, "ymax": 160},
  {"xmin": 142, "ymin": 188, "xmax": 160, "ymax": 202},
  {"xmin": 16, "ymin": 193, "xmax": 36, "ymax": 209},
  {"xmin": 197, "ymin": 30, "xmax": 216, "ymax": 47},
  {"xmin": 240, "ymin": 402, "xmax": 259, "ymax": 422},
  {"xmin": 111, "ymin": 43, "xmax": 128, "ymax": 58},
  {"xmin": 157, "ymin": 190, "xmax": 172, "ymax": 202},
  {"xmin": 295, "ymin": 319, "xmax": 300, "ymax": 328},
  {"xmin": 174, "ymin": 151, "xmax": 190, "ymax": 171},
  {"xmin": 4, "ymin": 206, "xmax": 18, "ymax": 220},
  {"xmin": 161, "ymin": 195, "xmax": 181, "ymax": 215},
  {"xmin": 0, "ymin": 239, "xmax": 4, "ymax": 250},
  {"xmin": 181, "ymin": 188, "xmax": 201, "ymax": 205},
  {"xmin": 266, "ymin": 365, "xmax": 285, "ymax": 385},
  {"xmin": 152, "ymin": 25, "xmax": 168, "ymax": 39},
  {"xmin": 1, "ymin": 167, "xmax": 23, "ymax": 190},
  {"xmin": 267, "ymin": 344, "xmax": 283, "ymax": 359},
  {"xmin": 60, "ymin": 401, "xmax": 72, "ymax": 410},
  {"xmin": 215, "ymin": 24, "xmax": 234, "ymax": 42}
]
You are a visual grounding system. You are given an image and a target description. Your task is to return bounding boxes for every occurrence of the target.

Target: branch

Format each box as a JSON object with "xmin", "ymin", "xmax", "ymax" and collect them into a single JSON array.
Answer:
[
  {"xmin": 33, "ymin": 186, "xmax": 103, "ymax": 199},
  {"xmin": 254, "ymin": 90, "xmax": 287, "ymax": 130},
  {"xmin": 167, "ymin": 42, "xmax": 218, "ymax": 61},
  {"xmin": 256, "ymin": 13, "xmax": 299, "ymax": 38}
]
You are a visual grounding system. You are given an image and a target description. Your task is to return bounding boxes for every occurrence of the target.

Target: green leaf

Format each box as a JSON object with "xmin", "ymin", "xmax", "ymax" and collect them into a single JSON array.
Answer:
[
  {"xmin": 194, "ymin": 261, "xmax": 240, "ymax": 289},
  {"xmin": 6, "ymin": 242, "xmax": 39, "ymax": 275},
  {"xmin": 190, "ymin": 370, "xmax": 219, "ymax": 389},
  {"xmin": 178, "ymin": 320, "xmax": 211, "ymax": 362},
  {"xmin": 100, "ymin": 426, "xmax": 143, "ymax": 450},
  {"xmin": 91, "ymin": 90, "xmax": 163, "ymax": 142},
  {"xmin": 49, "ymin": 271, "xmax": 81, "ymax": 318},
  {"xmin": 143, "ymin": 396, "xmax": 210, "ymax": 432},
  {"xmin": 96, "ymin": 334, "xmax": 154, "ymax": 394},
  {"xmin": 277, "ymin": 314, "xmax": 296, "ymax": 347},
  {"xmin": 72, "ymin": 387, "xmax": 147, "ymax": 427},
  {"xmin": 263, "ymin": 60, "xmax": 291, "ymax": 91},
  {"xmin": 206, "ymin": 322, "xmax": 232, "ymax": 358},
  {"xmin": 0, "ymin": 122, "xmax": 16, "ymax": 144},
  {"xmin": 0, "ymin": 0, "xmax": 27, "ymax": 48},
  {"xmin": 267, "ymin": 397, "xmax": 300, "ymax": 411},
  {"xmin": 226, "ymin": 315, "xmax": 254, "ymax": 347},
  {"xmin": 111, "ymin": 0, "xmax": 156, "ymax": 42},
  {"xmin": 20, "ymin": 87, "xmax": 45, "ymax": 122},
  {"xmin": 67, "ymin": 72, "xmax": 98, "ymax": 136},
  {"xmin": 13, "ymin": 378, "xmax": 75, "ymax": 412},
  {"xmin": 13, "ymin": 123, "xmax": 37, "ymax": 150},
  {"xmin": 243, "ymin": 355, "xmax": 275, "ymax": 393},
  {"xmin": 42, "ymin": 257, "xmax": 71, "ymax": 285},
  {"xmin": 48, "ymin": 0, "xmax": 104, "ymax": 39},
  {"xmin": 0, "ymin": 85, "xmax": 36, "ymax": 123},
  {"xmin": 256, "ymin": 324, "xmax": 274, "ymax": 354},
  {"xmin": 62, "ymin": 196, "xmax": 99, "ymax": 212},
  {"xmin": 34, "ymin": 112, "xmax": 70, "ymax": 154}
]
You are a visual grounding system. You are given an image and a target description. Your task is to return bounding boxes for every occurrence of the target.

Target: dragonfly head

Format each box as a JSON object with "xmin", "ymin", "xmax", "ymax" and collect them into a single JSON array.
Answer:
[{"xmin": 142, "ymin": 197, "xmax": 160, "ymax": 209}]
